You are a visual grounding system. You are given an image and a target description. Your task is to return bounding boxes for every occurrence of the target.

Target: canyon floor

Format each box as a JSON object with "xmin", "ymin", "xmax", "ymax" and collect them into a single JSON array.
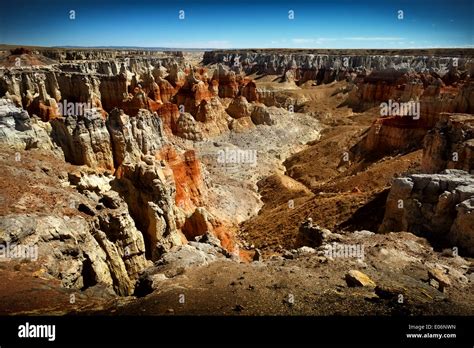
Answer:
[{"xmin": 0, "ymin": 48, "xmax": 473, "ymax": 316}]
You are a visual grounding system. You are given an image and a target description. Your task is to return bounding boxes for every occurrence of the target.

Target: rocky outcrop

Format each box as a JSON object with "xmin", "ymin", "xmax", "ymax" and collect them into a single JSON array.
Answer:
[
  {"xmin": 379, "ymin": 170, "xmax": 474, "ymax": 255},
  {"xmin": 0, "ymin": 70, "xmax": 61, "ymax": 121},
  {"xmin": 182, "ymin": 207, "xmax": 216, "ymax": 240},
  {"xmin": 156, "ymin": 102, "xmax": 180, "ymax": 135},
  {"xmin": 0, "ymin": 98, "xmax": 58, "ymax": 152},
  {"xmin": 345, "ymin": 270, "xmax": 376, "ymax": 288},
  {"xmin": 228, "ymin": 116, "xmax": 255, "ymax": 133},
  {"xmin": 422, "ymin": 113, "xmax": 474, "ymax": 173},
  {"xmin": 351, "ymin": 116, "xmax": 429, "ymax": 160},
  {"xmin": 0, "ymin": 168, "xmax": 149, "ymax": 296},
  {"xmin": 156, "ymin": 77, "xmax": 176, "ymax": 104},
  {"xmin": 298, "ymin": 218, "xmax": 328, "ymax": 247},
  {"xmin": 175, "ymin": 112, "xmax": 203, "ymax": 141},
  {"xmin": 115, "ymin": 160, "xmax": 187, "ymax": 260},
  {"xmin": 347, "ymin": 72, "xmax": 473, "ymax": 115},
  {"xmin": 0, "ymin": 52, "xmax": 184, "ymax": 119},
  {"xmin": 40, "ymin": 49, "xmax": 182, "ymax": 62},
  {"xmin": 250, "ymin": 104, "xmax": 278, "ymax": 125},
  {"xmin": 135, "ymin": 238, "xmax": 230, "ymax": 296},
  {"xmin": 346, "ymin": 70, "xmax": 423, "ymax": 112},
  {"xmin": 175, "ymin": 69, "xmax": 213, "ymax": 116},
  {"xmin": 350, "ymin": 75, "xmax": 474, "ymax": 160},
  {"xmin": 167, "ymin": 62, "xmax": 186, "ymax": 88},
  {"xmin": 204, "ymin": 50, "xmax": 474, "ymax": 85},
  {"xmin": 156, "ymin": 146, "xmax": 204, "ymax": 213},
  {"xmin": 226, "ymin": 96, "xmax": 252, "ymax": 119},
  {"xmin": 50, "ymin": 106, "xmax": 168, "ymax": 170},
  {"xmin": 195, "ymin": 97, "xmax": 230, "ymax": 136},
  {"xmin": 211, "ymin": 64, "xmax": 240, "ymax": 98},
  {"xmin": 51, "ymin": 109, "xmax": 115, "ymax": 170},
  {"xmin": 240, "ymin": 79, "xmax": 258, "ymax": 102},
  {"xmin": 98, "ymin": 73, "xmax": 128, "ymax": 113},
  {"xmin": 106, "ymin": 108, "xmax": 165, "ymax": 167}
]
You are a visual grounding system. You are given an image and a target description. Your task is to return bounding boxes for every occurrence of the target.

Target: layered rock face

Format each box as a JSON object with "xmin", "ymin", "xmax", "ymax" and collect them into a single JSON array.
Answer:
[
  {"xmin": 347, "ymin": 71, "xmax": 473, "ymax": 115},
  {"xmin": 377, "ymin": 106, "xmax": 474, "ymax": 255},
  {"xmin": 349, "ymin": 70, "xmax": 473, "ymax": 160},
  {"xmin": 51, "ymin": 109, "xmax": 115, "ymax": 170},
  {"xmin": 379, "ymin": 170, "xmax": 474, "ymax": 255},
  {"xmin": 204, "ymin": 50, "xmax": 474, "ymax": 85},
  {"xmin": 40, "ymin": 49, "xmax": 182, "ymax": 62},
  {"xmin": 115, "ymin": 160, "xmax": 187, "ymax": 260},
  {"xmin": 211, "ymin": 64, "xmax": 240, "ymax": 98},
  {"xmin": 351, "ymin": 116, "xmax": 429, "ymax": 160},
  {"xmin": 0, "ymin": 91, "xmax": 215, "ymax": 294},
  {"xmin": 422, "ymin": 113, "xmax": 474, "ymax": 173},
  {"xmin": 0, "ymin": 50, "xmax": 306, "ymax": 142},
  {"xmin": 49, "ymin": 106, "xmax": 168, "ymax": 171},
  {"xmin": 156, "ymin": 146, "xmax": 204, "ymax": 212},
  {"xmin": 0, "ymin": 50, "xmax": 183, "ymax": 121},
  {"xmin": 106, "ymin": 108, "xmax": 165, "ymax": 167},
  {"xmin": 0, "ymin": 161, "xmax": 150, "ymax": 296},
  {"xmin": 0, "ymin": 98, "xmax": 58, "ymax": 152}
]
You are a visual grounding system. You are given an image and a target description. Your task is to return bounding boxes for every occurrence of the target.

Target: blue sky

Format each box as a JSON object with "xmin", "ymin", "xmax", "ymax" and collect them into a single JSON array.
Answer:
[{"xmin": 0, "ymin": 0, "xmax": 472, "ymax": 48}]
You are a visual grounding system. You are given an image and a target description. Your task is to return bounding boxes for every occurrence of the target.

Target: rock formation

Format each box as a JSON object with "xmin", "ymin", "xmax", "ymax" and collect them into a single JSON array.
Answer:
[
  {"xmin": 211, "ymin": 64, "xmax": 240, "ymax": 98},
  {"xmin": 0, "ymin": 164, "xmax": 149, "ymax": 296},
  {"xmin": 204, "ymin": 50, "xmax": 474, "ymax": 85},
  {"xmin": 422, "ymin": 113, "xmax": 474, "ymax": 173},
  {"xmin": 0, "ymin": 98, "xmax": 57, "ymax": 152},
  {"xmin": 379, "ymin": 170, "xmax": 474, "ymax": 254},
  {"xmin": 115, "ymin": 160, "xmax": 187, "ymax": 260},
  {"xmin": 226, "ymin": 96, "xmax": 253, "ymax": 119},
  {"xmin": 350, "ymin": 76, "xmax": 474, "ymax": 160},
  {"xmin": 106, "ymin": 108, "xmax": 165, "ymax": 167},
  {"xmin": 51, "ymin": 109, "xmax": 115, "ymax": 170}
]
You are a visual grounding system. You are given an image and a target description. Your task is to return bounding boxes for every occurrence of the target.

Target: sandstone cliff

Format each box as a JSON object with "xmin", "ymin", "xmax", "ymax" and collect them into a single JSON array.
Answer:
[
  {"xmin": 422, "ymin": 113, "xmax": 474, "ymax": 173},
  {"xmin": 204, "ymin": 50, "xmax": 474, "ymax": 85},
  {"xmin": 379, "ymin": 170, "xmax": 474, "ymax": 255}
]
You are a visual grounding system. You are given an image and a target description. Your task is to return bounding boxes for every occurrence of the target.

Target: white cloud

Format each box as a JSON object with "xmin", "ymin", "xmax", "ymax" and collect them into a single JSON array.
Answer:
[
  {"xmin": 290, "ymin": 37, "xmax": 405, "ymax": 45},
  {"xmin": 291, "ymin": 38, "xmax": 336, "ymax": 44},
  {"xmin": 344, "ymin": 37, "xmax": 405, "ymax": 41}
]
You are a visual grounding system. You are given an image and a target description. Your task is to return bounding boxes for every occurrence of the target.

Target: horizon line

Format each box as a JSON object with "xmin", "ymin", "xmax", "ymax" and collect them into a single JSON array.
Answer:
[{"xmin": 2, "ymin": 43, "xmax": 474, "ymax": 51}]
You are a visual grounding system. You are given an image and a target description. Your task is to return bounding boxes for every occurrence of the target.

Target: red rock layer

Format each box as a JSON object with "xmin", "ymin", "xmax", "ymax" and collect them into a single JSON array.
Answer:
[
  {"xmin": 156, "ymin": 102, "xmax": 180, "ymax": 134},
  {"xmin": 350, "ymin": 72, "xmax": 474, "ymax": 159},
  {"xmin": 156, "ymin": 146, "xmax": 203, "ymax": 213},
  {"xmin": 241, "ymin": 79, "xmax": 258, "ymax": 102}
]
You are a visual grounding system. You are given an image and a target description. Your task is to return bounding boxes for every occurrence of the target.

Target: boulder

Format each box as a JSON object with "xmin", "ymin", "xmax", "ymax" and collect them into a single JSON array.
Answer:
[
  {"xmin": 298, "ymin": 218, "xmax": 326, "ymax": 247},
  {"xmin": 345, "ymin": 270, "xmax": 376, "ymax": 287}
]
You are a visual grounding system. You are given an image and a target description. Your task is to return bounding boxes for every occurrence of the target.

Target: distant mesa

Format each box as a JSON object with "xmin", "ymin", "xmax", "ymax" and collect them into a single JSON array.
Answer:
[
  {"xmin": 0, "ymin": 47, "xmax": 56, "ymax": 67},
  {"xmin": 10, "ymin": 47, "xmax": 32, "ymax": 55}
]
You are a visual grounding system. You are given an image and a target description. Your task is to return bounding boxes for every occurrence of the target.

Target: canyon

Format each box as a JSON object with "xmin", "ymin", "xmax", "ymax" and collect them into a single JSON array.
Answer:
[{"xmin": 0, "ymin": 47, "xmax": 473, "ymax": 315}]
